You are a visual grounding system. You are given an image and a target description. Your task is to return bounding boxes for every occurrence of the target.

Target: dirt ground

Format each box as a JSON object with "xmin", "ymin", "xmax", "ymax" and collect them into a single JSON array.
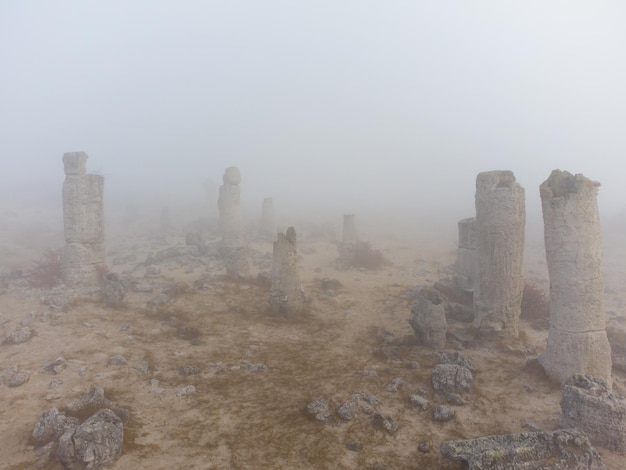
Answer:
[{"xmin": 1, "ymin": 205, "xmax": 626, "ymax": 469}]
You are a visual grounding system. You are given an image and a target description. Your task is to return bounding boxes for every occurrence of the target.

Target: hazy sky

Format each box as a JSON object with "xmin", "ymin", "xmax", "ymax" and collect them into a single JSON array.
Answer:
[{"xmin": 1, "ymin": 1, "xmax": 625, "ymax": 221}]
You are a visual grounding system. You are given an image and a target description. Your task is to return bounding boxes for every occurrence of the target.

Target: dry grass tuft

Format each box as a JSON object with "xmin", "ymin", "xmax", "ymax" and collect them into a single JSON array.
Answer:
[{"xmin": 340, "ymin": 241, "xmax": 389, "ymax": 270}]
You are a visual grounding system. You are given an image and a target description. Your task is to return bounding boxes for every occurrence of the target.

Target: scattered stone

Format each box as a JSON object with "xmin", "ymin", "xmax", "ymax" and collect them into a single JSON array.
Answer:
[
  {"xmin": 305, "ymin": 398, "xmax": 332, "ymax": 422},
  {"xmin": 372, "ymin": 412, "xmax": 398, "ymax": 434},
  {"xmin": 337, "ymin": 401, "xmax": 357, "ymax": 421},
  {"xmin": 245, "ymin": 363, "xmax": 269, "ymax": 373},
  {"xmin": 560, "ymin": 374, "xmax": 626, "ymax": 454},
  {"xmin": 447, "ymin": 393, "xmax": 466, "ymax": 406},
  {"xmin": 440, "ymin": 429, "xmax": 605, "ymax": 469},
  {"xmin": 409, "ymin": 394, "xmax": 430, "ymax": 410},
  {"xmin": 179, "ymin": 365, "xmax": 201, "ymax": 376},
  {"xmin": 386, "ymin": 377, "xmax": 405, "ymax": 392},
  {"xmin": 432, "ymin": 404, "xmax": 455, "ymax": 422},
  {"xmin": 48, "ymin": 378, "xmax": 63, "ymax": 389},
  {"xmin": 56, "ymin": 408, "xmax": 123, "ymax": 470},
  {"xmin": 32, "ymin": 407, "xmax": 79, "ymax": 444},
  {"xmin": 39, "ymin": 357, "xmax": 67, "ymax": 375},
  {"xmin": 176, "ymin": 385, "xmax": 196, "ymax": 397},
  {"xmin": 7, "ymin": 370, "xmax": 30, "ymax": 387},
  {"xmin": 149, "ymin": 379, "xmax": 165, "ymax": 395},
  {"xmin": 539, "ymin": 170, "xmax": 612, "ymax": 384},
  {"xmin": 107, "ymin": 355, "xmax": 127, "ymax": 366},
  {"xmin": 418, "ymin": 442, "xmax": 430, "ymax": 453},
  {"xmin": 522, "ymin": 422, "xmax": 542, "ymax": 432},
  {"xmin": 2, "ymin": 326, "xmax": 33, "ymax": 345},
  {"xmin": 432, "ymin": 364, "xmax": 473, "ymax": 396},
  {"xmin": 440, "ymin": 351, "xmax": 475, "ymax": 371}
]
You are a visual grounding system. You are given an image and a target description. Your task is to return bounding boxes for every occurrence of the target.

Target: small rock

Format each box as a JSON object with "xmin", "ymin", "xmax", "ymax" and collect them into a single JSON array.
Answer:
[
  {"xmin": 418, "ymin": 442, "xmax": 430, "ymax": 453},
  {"xmin": 373, "ymin": 413, "xmax": 398, "ymax": 434},
  {"xmin": 8, "ymin": 370, "xmax": 30, "ymax": 387},
  {"xmin": 337, "ymin": 401, "xmax": 356, "ymax": 421},
  {"xmin": 387, "ymin": 377, "xmax": 405, "ymax": 392},
  {"xmin": 149, "ymin": 379, "xmax": 165, "ymax": 395},
  {"xmin": 447, "ymin": 393, "xmax": 466, "ymax": 406},
  {"xmin": 2, "ymin": 326, "xmax": 33, "ymax": 345},
  {"xmin": 108, "ymin": 355, "xmax": 128, "ymax": 366},
  {"xmin": 409, "ymin": 394, "xmax": 430, "ymax": 410},
  {"xmin": 39, "ymin": 357, "xmax": 67, "ymax": 375},
  {"xmin": 176, "ymin": 385, "xmax": 196, "ymax": 397},
  {"xmin": 179, "ymin": 365, "xmax": 201, "ymax": 376},
  {"xmin": 432, "ymin": 404, "xmax": 455, "ymax": 422},
  {"xmin": 306, "ymin": 398, "xmax": 332, "ymax": 422}
]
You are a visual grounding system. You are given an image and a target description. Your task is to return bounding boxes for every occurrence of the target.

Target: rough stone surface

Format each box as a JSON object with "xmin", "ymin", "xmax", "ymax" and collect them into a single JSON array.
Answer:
[
  {"xmin": 607, "ymin": 325, "xmax": 626, "ymax": 373},
  {"xmin": 62, "ymin": 152, "xmax": 105, "ymax": 286},
  {"xmin": 431, "ymin": 363, "xmax": 473, "ymax": 396},
  {"xmin": 56, "ymin": 408, "xmax": 123, "ymax": 470},
  {"xmin": 432, "ymin": 404, "xmax": 455, "ymax": 422},
  {"xmin": 217, "ymin": 166, "xmax": 250, "ymax": 277},
  {"xmin": 2, "ymin": 326, "xmax": 33, "ymax": 345},
  {"xmin": 32, "ymin": 407, "xmax": 79, "ymax": 444},
  {"xmin": 409, "ymin": 287, "xmax": 447, "ymax": 349},
  {"xmin": 473, "ymin": 170, "xmax": 525, "ymax": 339},
  {"xmin": 560, "ymin": 374, "xmax": 626, "ymax": 454},
  {"xmin": 539, "ymin": 170, "xmax": 612, "ymax": 384},
  {"xmin": 268, "ymin": 227, "xmax": 304, "ymax": 314},
  {"xmin": 440, "ymin": 429, "xmax": 605, "ymax": 469}
]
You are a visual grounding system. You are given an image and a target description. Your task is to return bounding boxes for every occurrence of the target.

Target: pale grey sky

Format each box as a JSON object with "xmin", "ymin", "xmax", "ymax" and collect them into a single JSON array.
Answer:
[{"xmin": 1, "ymin": 1, "xmax": 625, "ymax": 220}]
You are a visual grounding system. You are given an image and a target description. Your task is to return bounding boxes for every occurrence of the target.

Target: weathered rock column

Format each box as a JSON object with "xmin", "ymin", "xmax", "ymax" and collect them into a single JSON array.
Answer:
[
  {"xmin": 538, "ymin": 170, "xmax": 612, "ymax": 384},
  {"xmin": 61, "ymin": 152, "xmax": 105, "ymax": 286},
  {"xmin": 473, "ymin": 171, "xmax": 525, "ymax": 339},
  {"xmin": 218, "ymin": 167, "xmax": 250, "ymax": 277},
  {"xmin": 259, "ymin": 197, "xmax": 276, "ymax": 239},
  {"xmin": 342, "ymin": 214, "xmax": 358, "ymax": 243},
  {"xmin": 454, "ymin": 217, "xmax": 476, "ymax": 294},
  {"xmin": 268, "ymin": 227, "xmax": 304, "ymax": 314}
]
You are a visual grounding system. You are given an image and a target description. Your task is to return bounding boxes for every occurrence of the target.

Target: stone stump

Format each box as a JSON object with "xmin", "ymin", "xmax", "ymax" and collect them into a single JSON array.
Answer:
[
  {"xmin": 473, "ymin": 171, "xmax": 525, "ymax": 339},
  {"xmin": 218, "ymin": 167, "xmax": 250, "ymax": 277},
  {"xmin": 409, "ymin": 287, "xmax": 447, "ymax": 349},
  {"xmin": 268, "ymin": 227, "xmax": 304, "ymax": 314},
  {"xmin": 61, "ymin": 152, "xmax": 105, "ymax": 286},
  {"xmin": 259, "ymin": 197, "xmax": 276, "ymax": 239},
  {"xmin": 538, "ymin": 170, "xmax": 612, "ymax": 384}
]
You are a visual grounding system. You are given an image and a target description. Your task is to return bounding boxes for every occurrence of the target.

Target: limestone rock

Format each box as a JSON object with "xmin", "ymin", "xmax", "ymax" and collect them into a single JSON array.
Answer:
[
  {"xmin": 473, "ymin": 171, "xmax": 525, "ymax": 339},
  {"xmin": 560, "ymin": 374, "xmax": 626, "ymax": 454},
  {"xmin": 409, "ymin": 287, "xmax": 447, "ymax": 349},
  {"xmin": 268, "ymin": 227, "xmax": 304, "ymax": 314},
  {"xmin": 431, "ymin": 363, "xmax": 473, "ymax": 396},
  {"xmin": 440, "ymin": 429, "xmax": 605, "ymax": 469}
]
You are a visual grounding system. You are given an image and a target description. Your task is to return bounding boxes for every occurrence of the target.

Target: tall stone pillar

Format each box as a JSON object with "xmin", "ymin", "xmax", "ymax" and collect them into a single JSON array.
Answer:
[
  {"xmin": 454, "ymin": 217, "xmax": 476, "ymax": 293},
  {"xmin": 342, "ymin": 214, "xmax": 358, "ymax": 244},
  {"xmin": 259, "ymin": 197, "xmax": 276, "ymax": 239},
  {"xmin": 61, "ymin": 152, "xmax": 105, "ymax": 286},
  {"xmin": 473, "ymin": 171, "xmax": 525, "ymax": 339},
  {"xmin": 538, "ymin": 170, "xmax": 612, "ymax": 384},
  {"xmin": 218, "ymin": 167, "xmax": 250, "ymax": 277},
  {"xmin": 268, "ymin": 227, "xmax": 304, "ymax": 314}
]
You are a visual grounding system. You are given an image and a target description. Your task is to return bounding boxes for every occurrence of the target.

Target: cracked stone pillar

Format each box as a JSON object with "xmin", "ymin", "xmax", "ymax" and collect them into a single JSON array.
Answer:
[
  {"xmin": 454, "ymin": 217, "xmax": 476, "ymax": 294},
  {"xmin": 218, "ymin": 167, "xmax": 250, "ymax": 277},
  {"xmin": 259, "ymin": 197, "xmax": 276, "ymax": 239},
  {"xmin": 342, "ymin": 214, "xmax": 358, "ymax": 244},
  {"xmin": 538, "ymin": 170, "xmax": 612, "ymax": 384},
  {"xmin": 473, "ymin": 171, "xmax": 525, "ymax": 339},
  {"xmin": 268, "ymin": 227, "xmax": 304, "ymax": 314},
  {"xmin": 61, "ymin": 152, "xmax": 105, "ymax": 286}
]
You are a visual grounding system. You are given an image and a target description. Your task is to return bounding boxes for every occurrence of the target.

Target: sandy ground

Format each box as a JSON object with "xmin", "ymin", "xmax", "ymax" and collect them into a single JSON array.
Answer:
[{"xmin": 1, "ymin": 206, "xmax": 626, "ymax": 469}]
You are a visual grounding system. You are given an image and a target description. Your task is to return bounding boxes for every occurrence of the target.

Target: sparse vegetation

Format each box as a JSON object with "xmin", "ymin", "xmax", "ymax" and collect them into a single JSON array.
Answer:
[
  {"xmin": 27, "ymin": 248, "xmax": 63, "ymax": 288},
  {"xmin": 339, "ymin": 240, "xmax": 389, "ymax": 270}
]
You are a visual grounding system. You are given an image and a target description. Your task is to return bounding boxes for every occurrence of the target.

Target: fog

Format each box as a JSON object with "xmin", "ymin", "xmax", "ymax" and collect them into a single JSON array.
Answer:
[{"xmin": 1, "ymin": 1, "xmax": 625, "ymax": 230}]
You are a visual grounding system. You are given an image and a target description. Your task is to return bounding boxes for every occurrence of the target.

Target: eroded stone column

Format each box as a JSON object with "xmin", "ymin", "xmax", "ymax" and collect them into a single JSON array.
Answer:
[
  {"xmin": 538, "ymin": 170, "xmax": 612, "ymax": 384},
  {"xmin": 260, "ymin": 197, "xmax": 276, "ymax": 239},
  {"xmin": 268, "ymin": 227, "xmax": 304, "ymax": 314},
  {"xmin": 218, "ymin": 167, "xmax": 250, "ymax": 277},
  {"xmin": 62, "ymin": 152, "xmax": 105, "ymax": 286},
  {"xmin": 473, "ymin": 171, "xmax": 525, "ymax": 339},
  {"xmin": 342, "ymin": 214, "xmax": 358, "ymax": 243},
  {"xmin": 454, "ymin": 217, "xmax": 476, "ymax": 294}
]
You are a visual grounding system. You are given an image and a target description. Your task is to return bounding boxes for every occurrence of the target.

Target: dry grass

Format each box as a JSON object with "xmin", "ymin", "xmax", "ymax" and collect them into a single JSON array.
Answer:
[
  {"xmin": 521, "ymin": 282, "xmax": 550, "ymax": 329},
  {"xmin": 27, "ymin": 248, "xmax": 63, "ymax": 288}
]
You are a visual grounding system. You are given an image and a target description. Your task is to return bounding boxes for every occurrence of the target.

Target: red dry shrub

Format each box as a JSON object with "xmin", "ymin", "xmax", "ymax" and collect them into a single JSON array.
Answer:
[
  {"xmin": 28, "ymin": 248, "xmax": 63, "ymax": 288},
  {"xmin": 521, "ymin": 281, "xmax": 550, "ymax": 329},
  {"xmin": 340, "ymin": 241, "xmax": 389, "ymax": 270}
]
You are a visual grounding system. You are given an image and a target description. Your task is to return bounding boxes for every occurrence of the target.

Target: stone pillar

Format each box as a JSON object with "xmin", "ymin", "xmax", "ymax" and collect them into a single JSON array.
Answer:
[
  {"xmin": 259, "ymin": 197, "xmax": 276, "ymax": 239},
  {"xmin": 61, "ymin": 152, "xmax": 105, "ymax": 286},
  {"xmin": 268, "ymin": 227, "xmax": 304, "ymax": 314},
  {"xmin": 454, "ymin": 217, "xmax": 476, "ymax": 293},
  {"xmin": 473, "ymin": 171, "xmax": 525, "ymax": 339},
  {"xmin": 342, "ymin": 214, "xmax": 358, "ymax": 244},
  {"xmin": 218, "ymin": 167, "xmax": 250, "ymax": 277},
  {"xmin": 538, "ymin": 170, "xmax": 612, "ymax": 384}
]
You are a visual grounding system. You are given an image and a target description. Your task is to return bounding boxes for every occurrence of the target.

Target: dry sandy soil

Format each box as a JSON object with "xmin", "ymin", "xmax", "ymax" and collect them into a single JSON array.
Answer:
[{"xmin": 1, "ymin": 205, "xmax": 626, "ymax": 469}]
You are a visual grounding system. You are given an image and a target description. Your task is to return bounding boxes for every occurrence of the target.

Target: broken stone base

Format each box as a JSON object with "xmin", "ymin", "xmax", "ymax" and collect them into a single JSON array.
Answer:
[
  {"xmin": 539, "ymin": 329, "xmax": 612, "ymax": 386},
  {"xmin": 561, "ymin": 374, "xmax": 626, "ymax": 455},
  {"xmin": 218, "ymin": 243, "xmax": 250, "ymax": 278},
  {"xmin": 409, "ymin": 287, "xmax": 447, "ymax": 349},
  {"xmin": 440, "ymin": 429, "xmax": 605, "ymax": 469}
]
